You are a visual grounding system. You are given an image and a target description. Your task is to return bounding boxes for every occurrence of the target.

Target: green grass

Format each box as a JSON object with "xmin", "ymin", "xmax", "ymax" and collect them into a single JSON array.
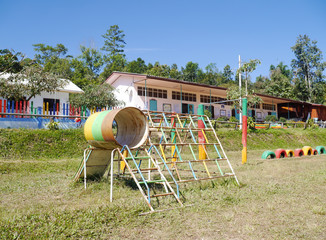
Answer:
[
  {"xmin": 0, "ymin": 128, "xmax": 326, "ymax": 239},
  {"xmin": 1, "ymin": 152, "xmax": 326, "ymax": 239},
  {"xmin": 0, "ymin": 128, "xmax": 87, "ymax": 159},
  {"xmin": 1, "ymin": 128, "xmax": 326, "ymax": 160}
]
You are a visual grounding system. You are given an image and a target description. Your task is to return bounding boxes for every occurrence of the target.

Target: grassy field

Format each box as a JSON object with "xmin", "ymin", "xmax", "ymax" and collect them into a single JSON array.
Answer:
[{"xmin": 1, "ymin": 148, "xmax": 325, "ymax": 239}]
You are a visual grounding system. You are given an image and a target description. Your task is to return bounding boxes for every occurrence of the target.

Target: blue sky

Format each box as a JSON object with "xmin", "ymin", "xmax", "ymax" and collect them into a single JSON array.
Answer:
[{"xmin": 1, "ymin": 0, "xmax": 326, "ymax": 80}]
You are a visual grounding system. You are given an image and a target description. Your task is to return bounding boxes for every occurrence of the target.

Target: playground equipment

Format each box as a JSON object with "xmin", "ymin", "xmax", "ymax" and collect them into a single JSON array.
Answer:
[
  {"xmin": 294, "ymin": 148, "xmax": 304, "ymax": 157},
  {"xmin": 261, "ymin": 150, "xmax": 276, "ymax": 159},
  {"xmin": 302, "ymin": 146, "xmax": 313, "ymax": 156},
  {"xmin": 285, "ymin": 149, "xmax": 294, "ymax": 157},
  {"xmin": 316, "ymin": 146, "xmax": 326, "ymax": 154},
  {"xmin": 74, "ymin": 107, "xmax": 239, "ymax": 213},
  {"xmin": 275, "ymin": 149, "xmax": 287, "ymax": 158},
  {"xmin": 312, "ymin": 149, "xmax": 318, "ymax": 155}
]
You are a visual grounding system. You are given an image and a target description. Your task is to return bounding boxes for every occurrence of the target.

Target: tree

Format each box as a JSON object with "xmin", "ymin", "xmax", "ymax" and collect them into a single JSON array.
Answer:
[
  {"xmin": 181, "ymin": 61, "xmax": 201, "ymax": 82},
  {"xmin": 222, "ymin": 64, "xmax": 234, "ymax": 83},
  {"xmin": 69, "ymin": 84, "xmax": 120, "ymax": 109},
  {"xmin": 99, "ymin": 54, "xmax": 127, "ymax": 81},
  {"xmin": 169, "ymin": 64, "xmax": 182, "ymax": 79},
  {"xmin": 0, "ymin": 49, "xmax": 24, "ymax": 73},
  {"xmin": 227, "ymin": 85, "xmax": 262, "ymax": 113},
  {"xmin": 253, "ymin": 75, "xmax": 269, "ymax": 93},
  {"xmin": 146, "ymin": 62, "xmax": 171, "ymax": 78},
  {"xmin": 79, "ymin": 46, "xmax": 104, "ymax": 76},
  {"xmin": 101, "ymin": 25, "xmax": 126, "ymax": 59},
  {"xmin": 200, "ymin": 63, "xmax": 220, "ymax": 85},
  {"xmin": 291, "ymin": 34, "xmax": 326, "ymax": 102},
  {"xmin": 33, "ymin": 43, "xmax": 72, "ymax": 78},
  {"xmin": 265, "ymin": 64, "xmax": 294, "ymax": 99},
  {"xmin": 239, "ymin": 59, "xmax": 261, "ymax": 96},
  {"xmin": 70, "ymin": 58, "xmax": 95, "ymax": 89},
  {"xmin": 33, "ymin": 43, "xmax": 69, "ymax": 65},
  {"xmin": 0, "ymin": 65, "xmax": 67, "ymax": 101},
  {"xmin": 124, "ymin": 58, "xmax": 147, "ymax": 73}
]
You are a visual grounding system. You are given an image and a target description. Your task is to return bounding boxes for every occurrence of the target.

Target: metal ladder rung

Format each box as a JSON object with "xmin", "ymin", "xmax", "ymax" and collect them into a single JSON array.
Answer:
[
  {"xmin": 125, "ymin": 156, "xmax": 151, "ymax": 160},
  {"xmin": 168, "ymin": 174, "xmax": 235, "ymax": 184},
  {"xmin": 131, "ymin": 167, "xmax": 158, "ymax": 172},
  {"xmin": 157, "ymin": 158, "xmax": 227, "ymax": 165},
  {"xmin": 139, "ymin": 179, "xmax": 166, "ymax": 184},
  {"xmin": 150, "ymin": 192, "xmax": 174, "ymax": 198}
]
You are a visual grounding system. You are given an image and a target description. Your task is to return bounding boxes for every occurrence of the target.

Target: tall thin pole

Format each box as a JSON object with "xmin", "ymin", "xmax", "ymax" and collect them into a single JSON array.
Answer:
[
  {"xmin": 209, "ymin": 89, "xmax": 212, "ymax": 117},
  {"xmin": 180, "ymin": 85, "xmax": 182, "ymax": 113},
  {"xmin": 239, "ymin": 55, "xmax": 242, "ymax": 130},
  {"xmin": 145, "ymin": 78, "xmax": 147, "ymax": 110}
]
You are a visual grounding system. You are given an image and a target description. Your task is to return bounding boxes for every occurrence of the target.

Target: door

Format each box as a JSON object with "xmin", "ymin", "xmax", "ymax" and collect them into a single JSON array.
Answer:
[{"xmin": 149, "ymin": 99, "xmax": 157, "ymax": 111}]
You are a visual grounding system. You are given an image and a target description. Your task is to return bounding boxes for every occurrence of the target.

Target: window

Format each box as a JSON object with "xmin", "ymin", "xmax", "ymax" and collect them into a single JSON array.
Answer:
[
  {"xmin": 200, "ymin": 95, "xmax": 219, "ymax": 103},
  {"xmin": 217, "ymin": 98, "xmax": 232, "ymax": 105},
  {"xmin": 251, "ymin": 103, "xmax": 261, "ymax": 109},
  {"xmin": 163, "ymin": 103, "xmax": 172, "ymax": 112},
  {"xmin": 262, "ymin": 103, "xmax": 275, "ymax": 110},
  {"xmin": 137, "ymin": 86, "xmax": 167, "ymax": 99},
  {"xmin": 172, "ymin": 91, "xmax": 196, "ymax": 102}
]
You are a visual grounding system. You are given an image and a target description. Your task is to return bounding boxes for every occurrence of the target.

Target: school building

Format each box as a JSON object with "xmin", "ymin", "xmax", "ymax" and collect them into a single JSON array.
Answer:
[{"xmin": 105, "ymin": 72, "xmax": 326, "ymax": 121}]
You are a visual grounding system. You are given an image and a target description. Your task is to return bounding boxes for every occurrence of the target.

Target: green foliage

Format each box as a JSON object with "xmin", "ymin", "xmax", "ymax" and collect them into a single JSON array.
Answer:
[
  {"xmin": 229, "ymin": 116, "xmax": 239, "ymax": 122},
  {"xmin": 69, "ymin": 84, "xmax": 120, "ymax": 109},
  {"xmin": 79, "ymin": 46, "xmax": 104, "ymax": 76},
  {"xmin": 0, "ymin": 49, "xmax": 24, "ymax": 73},
  {"xmin": 226, "ymin": 86, "xmax": 262, "ymax": 112},
  {"xmin": 100, "ymin": 54, "xmax": 127, "ymax": 81},
  {"xmin": 101, "ymin": 25, "xmax": 126, "ymax": 58},
  {"xmin": 253, "ymin": 75, "xmax": 270, "ymax": 93},
  {"xmin": 146, "ymin": 62, "xmax": 172, "ymax": 78},
  {"xmin": 0, "ymin": 65, "xmax": 68, "ymax": 101},
  {"xmin": 279, "ymin": 117, "xmax": 287, "ymax": 123},
  {"xmin": 291, "ymin": 34, "xmax": 326, "ymax": 102},
  {"xmin": 46, "ymin": 121, "xmax": 59, "ymax": 130},
  {"xmin": 204, "ymin": 109, "xmax": 212, "ymax": 118},
  {"xmin": 217, "ymin": 116, "xmax": 229, "ymax": 121},
  {"xmin": 239, "ymin": 59, "xmax": 261, "ymax": 95},
  {"xmin": 222, "ymin": 64, "xmax": 234, "ymax": 83},
  {"xmin": 265, "ymin": 115, "xmax": 277, "ymax": 122},
  {"xmin": 181, "ymin": 61, "xmax": 202, "ymax": 82},
  {"xmin": 124, "ymin": 57, "xmax": 147, "ymax": 74},
  {"xmin": 247, "ymin": 117, "xmax": 255, "ymax": 130},
  {"xmin": 265, "ymin": 63, "xmax": 294, "ymax": 99},
  {"xmin": 33, "ymin": 43, "xmax": 68, "ymax": 65}
]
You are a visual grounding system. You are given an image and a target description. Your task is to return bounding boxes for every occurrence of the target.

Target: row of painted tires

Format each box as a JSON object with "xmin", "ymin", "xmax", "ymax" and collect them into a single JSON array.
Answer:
[{"xmin": 262, "ymin": 146, "xmax": 326, "ymax": 159}]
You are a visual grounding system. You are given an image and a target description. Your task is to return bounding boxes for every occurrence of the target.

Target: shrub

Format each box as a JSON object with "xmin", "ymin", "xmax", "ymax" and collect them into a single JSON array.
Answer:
[
  {"xmin": 265, "ymin": 115, "xmax": 277, "ymax": 122},
  {"xmin": 204, "ymin": 110, "xmax": 212, "ymax": 119},
  {"xmin": 279, "ymin": 117, "xmax": 287, "ymax": 123},
  {"xmin": 247, "ymin": 117, "xmax": 256, "ymax": 130},
  {"xmin": 217, "ymin": 116, "xmax": 229, "ymax": 121},
  {"xmin": 229, "ymin": 116, "xmax": 239, "ymax": 122},
  {"xmin": 46, "ymin": 121, "xmax": 59, "ymax": 130}
]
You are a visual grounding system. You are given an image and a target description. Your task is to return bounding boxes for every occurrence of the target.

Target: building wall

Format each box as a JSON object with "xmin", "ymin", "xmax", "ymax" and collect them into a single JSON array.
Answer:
[{"xmin": 110, "ymin": 75, "xmax": 277, "ymax": 119}]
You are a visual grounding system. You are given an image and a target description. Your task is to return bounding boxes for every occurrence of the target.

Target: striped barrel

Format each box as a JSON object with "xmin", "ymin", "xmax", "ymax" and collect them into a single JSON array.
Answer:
[{"xmin": 84, "ymin": 107, "xmax": 149, "ymax": 150}]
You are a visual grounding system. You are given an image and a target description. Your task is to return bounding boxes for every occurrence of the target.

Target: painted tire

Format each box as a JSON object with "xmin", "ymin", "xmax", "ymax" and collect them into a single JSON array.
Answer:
[
  {"xmin": 294, "ymin": 148, "xmax": 304, "ymax": 157},
  {"xmin": 285, "ymin": 149, "xmax": 294, "ymax": 157},
  {"xmin": 261, "ymin": 151, "xmax": 276, "ymax": 159},
  {"xmin": 312, "ymin": 149, "xmax": 318, "ymax": 155},
  {"xmin": 275, "ymin": 149, "xmax": 287, "ymax": 158},
  {"xmin": 302, "ymin": 146, "xmax": 313, "ymax": 156},
  {"xmin": 316, "ymin": 146, "xmax": 326, "ymax": 154}
]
